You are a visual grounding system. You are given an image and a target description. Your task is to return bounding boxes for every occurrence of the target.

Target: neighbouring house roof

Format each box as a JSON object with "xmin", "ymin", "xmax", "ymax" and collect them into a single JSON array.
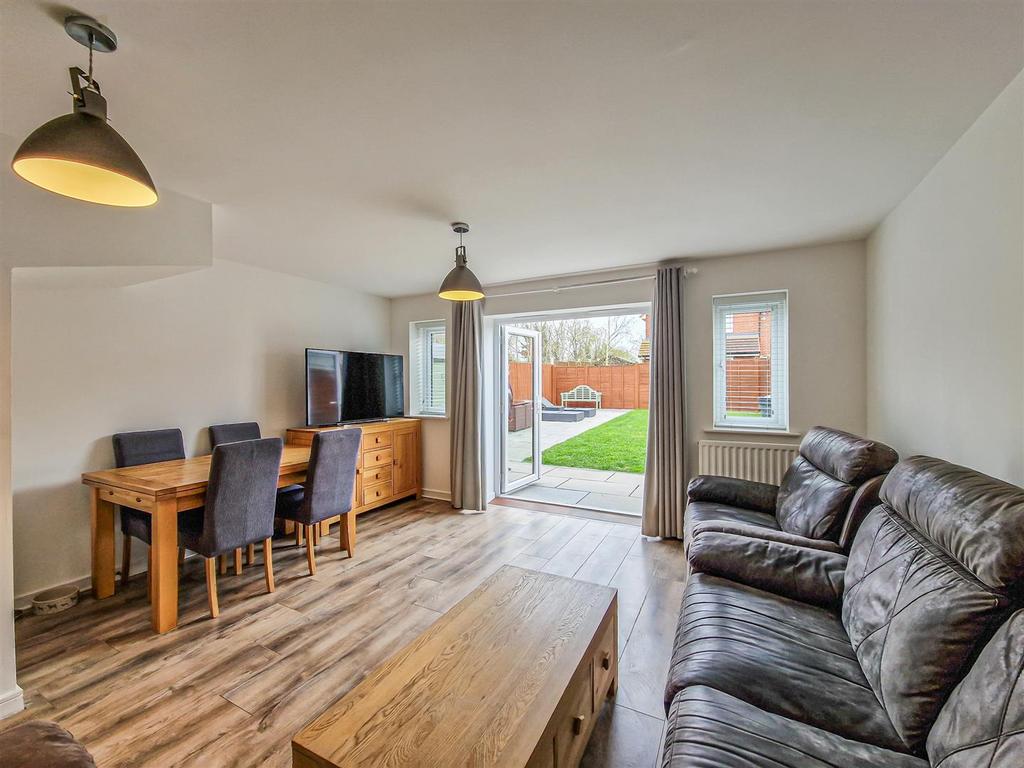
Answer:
[
  {"xmin": 638, "ymin": 339, "xmax": 651, "ymax": 360},
  {"xmin": 726, "ymin": 332, "xmax": 760, "ymax": 356}
]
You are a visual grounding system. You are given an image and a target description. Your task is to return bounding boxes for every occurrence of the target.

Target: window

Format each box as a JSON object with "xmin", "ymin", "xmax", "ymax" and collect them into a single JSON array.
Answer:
[
  {"xmin": 713, "ymin": 291, "xmax": 788, "ymax": 431},
  {"xmin": 410, "ymin": 320, "xmax": 446, "ymax": 416}
]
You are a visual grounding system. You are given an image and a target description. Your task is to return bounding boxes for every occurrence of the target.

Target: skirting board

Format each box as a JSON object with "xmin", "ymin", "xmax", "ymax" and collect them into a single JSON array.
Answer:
[
  {"xmin": 421, "ymin": 488, "xmax": 451, "ymax": 502},
  {"xmin": 0, "ymin": 685, "xmax": 24, "ymax": 719}
]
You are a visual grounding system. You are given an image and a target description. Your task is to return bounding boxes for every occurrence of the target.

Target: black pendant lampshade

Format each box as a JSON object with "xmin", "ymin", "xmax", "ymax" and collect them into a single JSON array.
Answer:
[
  {"xmin": 11, "ymin": 16, "xmax": 157, "ymax": 207},
  {"xmin": 438, "ymin": 222, "xmax": 485, "ymax": 301}
]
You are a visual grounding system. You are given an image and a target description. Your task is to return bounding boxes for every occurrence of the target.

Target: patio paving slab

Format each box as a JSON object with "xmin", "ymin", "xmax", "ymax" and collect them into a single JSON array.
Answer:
[
  {"xmin": 607, "ymin": 471, "xmax": 646, "ymax": 484},
  {"xmin": 509, "ymin": 486, "xmax": 588, "ymax": 505},
  {"xmin": 533, "ymin": 476, "xmax": 569, "ymax": 488},
  {"xmin": 543, "ymin": 466, "xmax": 616, "ymax": 481},
  {"xmin": 559, "ymin": 478, "xmax": 640, "ymax": 497}
]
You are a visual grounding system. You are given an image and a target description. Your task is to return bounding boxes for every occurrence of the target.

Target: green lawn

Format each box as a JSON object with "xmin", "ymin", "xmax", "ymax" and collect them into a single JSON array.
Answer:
[
  {"xmin": 726, "ymin": 410, "xmax": 762, "ymax": 418},
  {"xmin": 540, "ymin": 409, "xmax": 649, "ymax": 473}
]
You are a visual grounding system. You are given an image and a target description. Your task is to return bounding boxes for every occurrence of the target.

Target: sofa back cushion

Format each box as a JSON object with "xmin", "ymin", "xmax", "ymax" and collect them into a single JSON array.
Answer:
[
  {"xmin": 776, "ymin": 427, "xmax": 898, "ymax": 541},
  {"xmin": 926, "ymin": 610, "xmax": 1024, "ymax": 768},
  {"xmin": 842, "ymin": 456, "xmax": 1024, "ymax": 754}
]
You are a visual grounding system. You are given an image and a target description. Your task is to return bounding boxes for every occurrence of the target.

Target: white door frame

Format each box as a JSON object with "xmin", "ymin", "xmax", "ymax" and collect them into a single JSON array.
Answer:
[{"xmin": 499, "ymin": 324, "xmax": 542, "ymax": 494}]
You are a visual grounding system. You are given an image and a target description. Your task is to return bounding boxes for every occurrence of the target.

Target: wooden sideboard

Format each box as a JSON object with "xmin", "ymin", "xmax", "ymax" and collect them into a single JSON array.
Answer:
[{"xmin": 286, "ymin": 418, "xmax": 422, "ymax": 521}]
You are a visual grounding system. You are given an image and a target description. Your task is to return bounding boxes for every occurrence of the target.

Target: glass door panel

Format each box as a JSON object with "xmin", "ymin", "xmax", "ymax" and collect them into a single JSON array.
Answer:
[{"xmin": 501, "ymin": 326, "xmax": 541, "ymax": 493}]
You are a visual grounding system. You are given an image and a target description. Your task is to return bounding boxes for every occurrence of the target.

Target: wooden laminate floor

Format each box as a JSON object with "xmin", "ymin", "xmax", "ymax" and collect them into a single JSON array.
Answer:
[{"xmin": 6, "ymin": 499, "xmax": 686, "ymax": 768}]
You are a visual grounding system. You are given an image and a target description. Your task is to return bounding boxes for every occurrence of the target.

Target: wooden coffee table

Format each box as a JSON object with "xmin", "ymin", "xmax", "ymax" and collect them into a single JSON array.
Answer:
[{"xmin": 293, "ymin": 566, "xmax": 618, "ymax": 768}]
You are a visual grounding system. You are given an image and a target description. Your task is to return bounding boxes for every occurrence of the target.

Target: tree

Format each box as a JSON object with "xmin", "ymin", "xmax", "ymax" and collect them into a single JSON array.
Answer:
[{"xmin": 516, "ymin": 316, "xmax": 644, "ymax": 365}]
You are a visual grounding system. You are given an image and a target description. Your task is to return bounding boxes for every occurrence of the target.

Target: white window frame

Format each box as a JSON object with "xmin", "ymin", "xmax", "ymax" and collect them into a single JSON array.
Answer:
[
  {"xmin": 409, "ymin": 320, "xmax": 447, "ymax": 417},
  {"xmin": 712, "ymin": 290, "xmax": 789, "ymax": 432}
]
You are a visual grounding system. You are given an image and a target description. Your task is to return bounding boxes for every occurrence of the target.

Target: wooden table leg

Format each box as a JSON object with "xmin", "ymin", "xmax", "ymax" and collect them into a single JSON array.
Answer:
[
  {"xmin": 150, "ymin": 497, "xmax": 179, "ymax": 633},
  {"xmin": 340, "ymin": 510, "xmax": 356, "ymax": 556},
  {"xmin": 90, "ymin": 488, "xmax": 116, "ymax": 599}
]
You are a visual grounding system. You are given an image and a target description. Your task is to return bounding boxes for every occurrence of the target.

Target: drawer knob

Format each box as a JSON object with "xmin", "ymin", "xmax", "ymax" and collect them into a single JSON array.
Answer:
[
  {"xmin": 601, "ymin": 654, "xmax": 611, "ymax": 670},
  {"xmin": 572, "ymin": 715, "xmax": 585, "ymax": 735},
  {"xmin": 108, "ymin": 490, "xmax": 114, "ymax": 496},
  {"xmin": 136, "ymin": 497, "xmax": 142, "ymax": 503}
]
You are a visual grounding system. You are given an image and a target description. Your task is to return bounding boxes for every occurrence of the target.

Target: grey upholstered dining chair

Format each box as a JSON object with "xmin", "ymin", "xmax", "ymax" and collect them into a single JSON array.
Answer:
[
  {"xmin": 178, "ymin": 437, "xmax": 283, "ymax": 618},
  {"xmin": 208, "ymin": 421, "xmax": 268, "ymax": 571},
  {"xmin": 275, "ymin": 429, "xmax": 361, "ymax": 575},
  {"xmin": 112, "ymin": 428, "xmax": 186, "ymax": 593},
  {"xmin": 208, "ymin": 421, "xmax": 261, "ymax": 448}
]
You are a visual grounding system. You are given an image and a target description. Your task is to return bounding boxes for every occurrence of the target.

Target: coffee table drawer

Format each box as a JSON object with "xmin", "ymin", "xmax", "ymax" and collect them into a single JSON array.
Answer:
[
  {"xmin": 554, "ymin": 660, "xmax": 594, "ymax": 768},
  {"xmin": 592, "ymin": 615, "xmax": 616, "ymax": 709}
]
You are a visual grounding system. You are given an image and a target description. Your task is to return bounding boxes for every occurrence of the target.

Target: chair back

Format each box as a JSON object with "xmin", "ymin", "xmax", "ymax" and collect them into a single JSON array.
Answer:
[
  {"xmin": 199, "ymin": 438, "xmax": 283, "ymax": 554},
  {"xmin": 209, "ymin": 421, "xmax": 261, "ymax": 448},
  {"xmin": 113, "ymin": 428, "xmax": 185, "ymax": 468},
  {"xmin": 304, "ymin": 429, "xmax": 361, "ymax": 524}
]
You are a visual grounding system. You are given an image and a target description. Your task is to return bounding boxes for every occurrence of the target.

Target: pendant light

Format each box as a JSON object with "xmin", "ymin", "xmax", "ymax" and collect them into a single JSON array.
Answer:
[
  {"xmin": 11, "ymin": 15, "xmax": 157, "ymax": 207},
  {"xmin": 438, "ymin": 222, "xmax": 485, "ymax": 301}
]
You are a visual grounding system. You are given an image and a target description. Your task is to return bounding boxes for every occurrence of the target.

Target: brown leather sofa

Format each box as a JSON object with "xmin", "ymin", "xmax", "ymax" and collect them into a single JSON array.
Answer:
[
  {"xmin": 685, "ymin": 426, "xmax": 899, "ymax": 553},
  {"xmin": 0, "ymin": 720, "xmax": 96, "ymax": 767},
  {"xmin": 662, "ymin": 455, "xmax": 1024, "ymax": 767}
]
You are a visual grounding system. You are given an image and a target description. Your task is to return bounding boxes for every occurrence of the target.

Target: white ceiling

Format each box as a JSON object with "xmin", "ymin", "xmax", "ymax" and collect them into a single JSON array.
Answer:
[{"xmin": 2, "ymin": 1, "xmax": 1022, "ymax": 297}]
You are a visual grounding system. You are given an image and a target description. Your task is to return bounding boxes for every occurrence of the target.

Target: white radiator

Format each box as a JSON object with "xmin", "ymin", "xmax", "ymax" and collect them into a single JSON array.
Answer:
[{"xmin": 697, "ymin": 440, "xmax": 799, "ymax": 485}]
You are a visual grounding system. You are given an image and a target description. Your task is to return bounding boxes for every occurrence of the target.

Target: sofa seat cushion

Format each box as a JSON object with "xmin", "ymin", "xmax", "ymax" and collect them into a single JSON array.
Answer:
[
  {"xmin": 665, "ymin": 573, "xmax": 906, "ymax": 752},
  {"xmin": 0, "ymin": 721, "xmax": 96, "ymax": 768},
  {"xmin": 683, "ymin": 501, "xmax": 778, "ymax": 549},
  {"xmin": 663, "ymin": 686, "xmax": 927, "ymax": 768}
]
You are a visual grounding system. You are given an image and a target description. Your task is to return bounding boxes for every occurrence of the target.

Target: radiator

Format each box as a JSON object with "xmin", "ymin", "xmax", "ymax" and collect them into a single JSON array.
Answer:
[{"xmin": 697, "ymin": 440, "xmax": 799, "ymax": 485}]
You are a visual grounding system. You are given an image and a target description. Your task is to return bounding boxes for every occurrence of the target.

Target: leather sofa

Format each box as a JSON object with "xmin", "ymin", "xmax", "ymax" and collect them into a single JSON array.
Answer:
[
  {"xmin": 662, "ymin": 455, "xmax": 1024, "ymax": 767},
  {"xmin": 685, "ymin": 426, "xmax": 899, "ymax": 553},
  {"xmin": 0, "ymin": 720, "xmax": 96, "ymax": 767}
]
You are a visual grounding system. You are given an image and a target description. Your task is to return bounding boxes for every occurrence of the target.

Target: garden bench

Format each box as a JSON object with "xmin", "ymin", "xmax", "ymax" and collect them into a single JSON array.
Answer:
[{"xmin": 560, "ymin": 384, "xmax": 602, "ymax": 409}]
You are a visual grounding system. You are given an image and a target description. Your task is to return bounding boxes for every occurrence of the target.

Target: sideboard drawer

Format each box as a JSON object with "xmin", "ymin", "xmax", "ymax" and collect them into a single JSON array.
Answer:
[
  {"xmin": 360, "ymin": 465, "xmax": 392, "ymax": 486},
  {"xmin": 363, "ymin": 448, "xmax": 393, "ymax": 468},
  {"xmin": 362, "ymin": 481, "xmax": 393, "ymax": 506},
  {"xmin": 364, "ymin": 431, "xmax": 393, "ymax": 450}
]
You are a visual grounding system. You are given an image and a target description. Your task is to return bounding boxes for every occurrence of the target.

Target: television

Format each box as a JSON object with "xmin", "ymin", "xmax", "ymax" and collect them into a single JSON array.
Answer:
[{"xmin": 305, "ymin": 349, "xmax": 405, "ymax": 426}]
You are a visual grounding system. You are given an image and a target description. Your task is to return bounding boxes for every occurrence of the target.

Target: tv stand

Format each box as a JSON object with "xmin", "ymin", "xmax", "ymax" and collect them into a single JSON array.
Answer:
[{"xmin": 286, "ymin": 418, "xmax": 422, "ymax": 527}]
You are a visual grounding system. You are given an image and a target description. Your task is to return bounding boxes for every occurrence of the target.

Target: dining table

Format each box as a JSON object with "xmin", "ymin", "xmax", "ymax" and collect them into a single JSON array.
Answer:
[{"xmin": 82, "ymin": 443, "xmax": 334, "ymax": 633}]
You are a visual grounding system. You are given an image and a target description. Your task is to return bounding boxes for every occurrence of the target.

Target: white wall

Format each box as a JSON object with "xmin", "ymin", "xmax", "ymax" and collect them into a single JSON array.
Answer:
[
  {"xmin": 11, "ymin": 259, "xmax": 391, "ymax": 598},
  {"xmin": 390, "ymin": 240, "xmax": 867, "ymax": 498},
  {"xmin": 0, "ymin": 269, "xmax": 20, "ymax": 717},
  {"xmin": 866, "ymin": 71, "xmax": 1024, "ymax": 484},
  {"xmin": 0, "ymin": 142, "xmax": 218, "ymax": 718},
  {"xmin": 389, "ymin": 293, "xmax": 453, "ymax": 499}
]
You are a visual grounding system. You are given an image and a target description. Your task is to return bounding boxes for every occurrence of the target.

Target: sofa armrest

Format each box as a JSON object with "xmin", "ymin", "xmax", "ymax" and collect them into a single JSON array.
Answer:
[
  {"xmin": 687, "ymin": 532, "xmax": 847, "ymax": 608},
  {"xmin": 838, "ymin": 475, "xmax": 885, "ymax": 551},
  {"xmin": 687, "ymin": 475, "xmax": 779, "ymax": 515},
  {"xmin": 690, "ymin": 520, "xmax": 843, "ymax": 553}
]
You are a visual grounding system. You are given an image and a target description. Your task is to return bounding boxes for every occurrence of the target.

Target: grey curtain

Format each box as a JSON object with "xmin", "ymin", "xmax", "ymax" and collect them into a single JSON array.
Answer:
[
  {"xmin": 450, "ymin": 300, "xmax": 486, "ymax": 511},
  {"xmin": 642, "ymin": 266, "xmax": 687, "ymax": 538}
]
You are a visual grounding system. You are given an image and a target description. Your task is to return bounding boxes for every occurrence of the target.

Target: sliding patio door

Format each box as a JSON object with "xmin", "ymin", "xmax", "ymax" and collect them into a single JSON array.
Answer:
[{"xmin": 500, "ymin": 326, "xmax": 542, "ymax": 493}]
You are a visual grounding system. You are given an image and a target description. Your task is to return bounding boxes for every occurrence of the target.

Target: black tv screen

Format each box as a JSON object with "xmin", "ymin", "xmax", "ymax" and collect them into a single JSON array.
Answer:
[{"xmin": 306, "ymin": 349, "xmax": 404, "ymax": 426}]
